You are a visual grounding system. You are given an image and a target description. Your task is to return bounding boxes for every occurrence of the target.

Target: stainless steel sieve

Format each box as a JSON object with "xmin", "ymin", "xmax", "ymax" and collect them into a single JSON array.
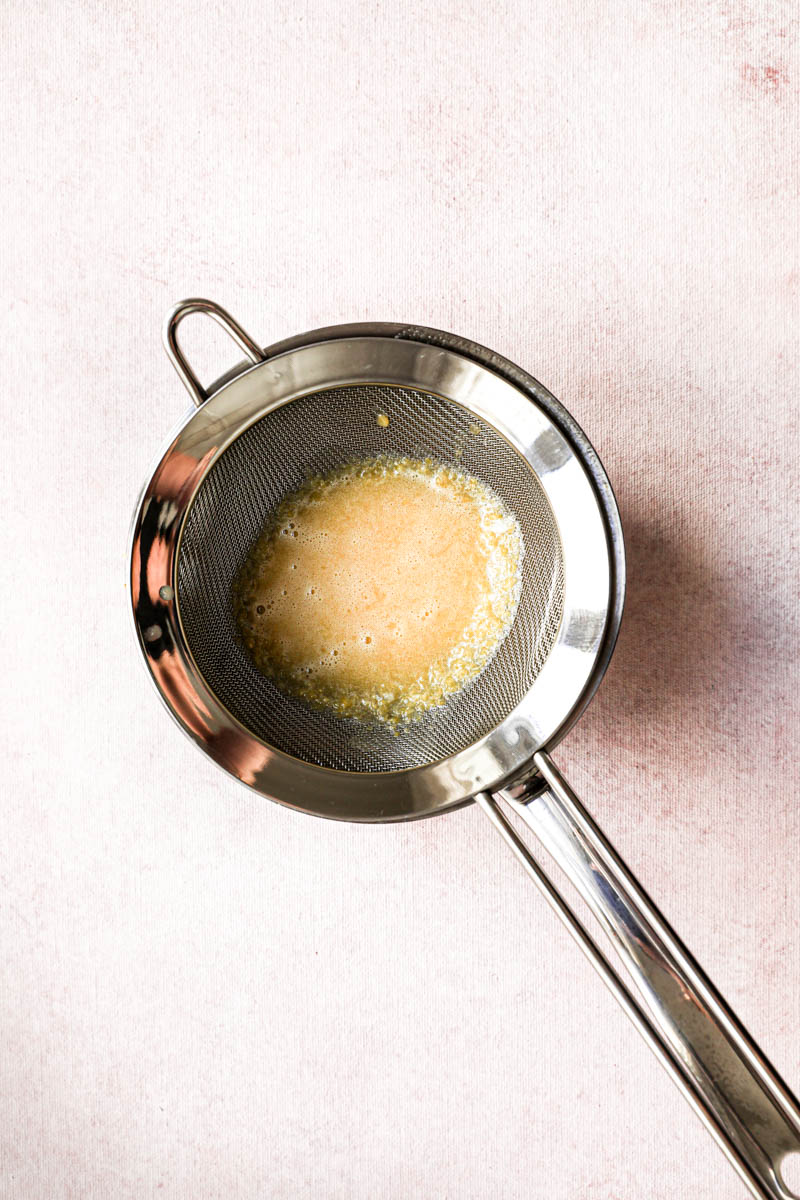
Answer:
[{"xmin": 130, "ymin": 298, "xmax": 800, "ymax": 1199}]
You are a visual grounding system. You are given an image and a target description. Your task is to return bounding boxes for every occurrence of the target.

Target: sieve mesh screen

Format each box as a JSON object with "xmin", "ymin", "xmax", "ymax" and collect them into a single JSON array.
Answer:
[{"xmin": 177, "ymin": 384, "xmax": 564, "ymax": 771}]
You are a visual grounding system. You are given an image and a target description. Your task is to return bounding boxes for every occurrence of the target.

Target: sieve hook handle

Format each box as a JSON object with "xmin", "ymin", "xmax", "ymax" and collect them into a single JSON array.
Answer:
[
  {"xmin": 163, "ymin": 298, "xmax": 266, "ymax": 406},
  {"xmin": 478, "ymin": 752, "xmax": 800, "ymax": 1200}
]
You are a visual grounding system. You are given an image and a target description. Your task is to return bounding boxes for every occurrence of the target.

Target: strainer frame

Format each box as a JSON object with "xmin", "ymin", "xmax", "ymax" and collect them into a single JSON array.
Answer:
[
  {"xmin": 130, "ymin": 304, "xmax": 624, "ymax": 821},
  {"xmin": 129, "ymin": 304, "xmax": 800, "ymax": 1200}
]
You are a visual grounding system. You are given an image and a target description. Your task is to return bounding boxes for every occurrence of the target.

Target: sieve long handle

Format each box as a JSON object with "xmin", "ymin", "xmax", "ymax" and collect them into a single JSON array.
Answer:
[
  {"xmin": 477, "ymin": 751, "xmax": 800, "ymax": 1200},
  {"xmin": 163, "ymin": 298, "xmax": 266, "ymax": 406}
]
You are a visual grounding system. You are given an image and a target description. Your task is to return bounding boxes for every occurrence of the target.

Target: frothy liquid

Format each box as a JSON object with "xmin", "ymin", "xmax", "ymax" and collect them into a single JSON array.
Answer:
[{"xmin": 235, "ymin": 457, "xmax": 522, "ymax": 725}]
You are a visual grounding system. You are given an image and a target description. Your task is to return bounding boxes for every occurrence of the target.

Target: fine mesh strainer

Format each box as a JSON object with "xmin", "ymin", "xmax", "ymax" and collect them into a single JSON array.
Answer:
[
  {"xmin": 131, "ymin": 299, "xmax": 800, "ymax": 1199},
  {"xmin": 179, "ymin": 384, "xmax": 565, "ymax": 772}
]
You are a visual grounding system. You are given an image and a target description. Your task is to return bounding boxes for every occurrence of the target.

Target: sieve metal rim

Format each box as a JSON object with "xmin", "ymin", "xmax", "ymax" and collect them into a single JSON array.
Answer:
[{"xmin": 130, "ymin": 319, "xmax": 623, "ymax": 821}]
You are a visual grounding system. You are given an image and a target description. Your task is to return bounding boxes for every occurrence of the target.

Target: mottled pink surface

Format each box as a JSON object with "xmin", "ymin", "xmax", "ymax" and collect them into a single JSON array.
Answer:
[{"xmin": 1, "ymin": 2, "xmax": 799, "ymax": 1197}]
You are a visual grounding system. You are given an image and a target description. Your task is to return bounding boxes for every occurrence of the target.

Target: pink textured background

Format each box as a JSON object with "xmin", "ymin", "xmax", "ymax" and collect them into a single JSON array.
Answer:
[{"xmin": 2, "ymin": 2, "xmax": 798, "ymax": 1197}]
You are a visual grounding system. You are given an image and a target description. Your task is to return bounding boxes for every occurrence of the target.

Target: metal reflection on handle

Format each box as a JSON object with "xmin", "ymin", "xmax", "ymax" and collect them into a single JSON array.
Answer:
[
  {"xmin": 163, "ymin": 297, "xmax": 266, "ymax": 406},
  {"xmin": 479, "ymin": 751, "xmax": 800, "ymax": 1200}
]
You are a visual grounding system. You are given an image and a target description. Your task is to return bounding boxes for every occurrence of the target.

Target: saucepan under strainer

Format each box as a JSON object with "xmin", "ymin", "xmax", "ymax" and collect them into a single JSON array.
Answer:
[{"xmin": 130, "ymin": 299, "xmax": 800, "ymax": 1199}]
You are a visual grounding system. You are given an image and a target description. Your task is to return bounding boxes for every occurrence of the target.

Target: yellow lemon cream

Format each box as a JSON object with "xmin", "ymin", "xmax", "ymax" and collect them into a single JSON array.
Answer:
[{"xmin": 235, "ymin": 456, "xmax": 523, "ymax": 726}]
